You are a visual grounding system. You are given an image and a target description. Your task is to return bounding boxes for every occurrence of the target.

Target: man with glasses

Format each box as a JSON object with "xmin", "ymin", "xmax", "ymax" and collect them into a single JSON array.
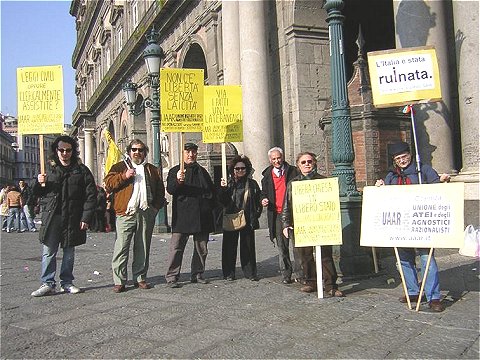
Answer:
[
  {"xmin": 164, "ymin": 142, "xmax": 216, "ymax": 287},
  {"xmin": 31, "ymin": 135, "xmax": 97, "ymax": 297},
  {"xmin": 260, "ymin": 147, "xmax": 299, "ymax": 284},
  {"xmin": 105, "ymin": 139, "xmax": 165, "ymax": 293},
  {"xmin": 375, "ymin": 141, "xmax": 450, "ymax": 312},
  {"xmin": 281, "ymin": 152, "xmax": 344, "ymax": 297}
]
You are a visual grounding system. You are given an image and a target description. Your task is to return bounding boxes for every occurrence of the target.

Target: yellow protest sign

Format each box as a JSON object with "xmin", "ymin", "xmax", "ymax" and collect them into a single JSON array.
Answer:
[
  {"xmin": 367, "ymin": 46, "xmax": 442, "ymax": 108},
  {"xmin": 360, "ymin": 183, "xmax": 464, "ymax": 248},
  {"xmin": 292, "ymin": 178, "xmax": 342, "ymax": 247},
  {"xmin": 160, "ymin": 68, "xmax": 204, "ymax": 132},
  {"xmin": 16, "ymin": 65, "xmax": 64, "ymax": 134},
  {"xmin": 202, "ymin": 85, "xmax": 243, "ymax": 143}
]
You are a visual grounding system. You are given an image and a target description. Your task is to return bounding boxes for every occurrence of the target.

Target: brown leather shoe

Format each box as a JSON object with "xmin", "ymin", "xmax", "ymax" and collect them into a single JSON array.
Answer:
[
  {"xmin": 428, "ymin": 299, "xmax": 445, "ymax": 312},
  {"xmin": 325, "ymin": 289, "xmax": 345, "ymax": 298},
  {"xmin": 113, "ymin": 285, "xmax": 125, "ymax": 293},
  {"xmin": 300, "ymin": 285, "xmax": 317, "ymax": 293},
  {"xmin": 134, "ymin": 281, "xmax": 151, "ymax": 289}
]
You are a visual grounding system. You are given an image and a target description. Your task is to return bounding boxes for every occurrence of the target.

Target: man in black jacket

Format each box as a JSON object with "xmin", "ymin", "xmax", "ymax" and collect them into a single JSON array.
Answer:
[
  {"xmin": 19, "ymin": 179, "xmax": 37, "ymax": 232},
  {"xmin": 31, "ymin": 135, "xmax": 97, "ymax": 297},
  {"xmin": 260, "ymin": 147, "xmax": 299, "ymax": 284},
  {"xmin": 164, "ymin": 142, "xmax": 216, "ymax": 287}
]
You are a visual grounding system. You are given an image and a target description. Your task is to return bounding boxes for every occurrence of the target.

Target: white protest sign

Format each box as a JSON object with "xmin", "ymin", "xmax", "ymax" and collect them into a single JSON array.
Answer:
[{"xmin": 360, "ymin": 183, "xmax": 464, "ymax": 248}]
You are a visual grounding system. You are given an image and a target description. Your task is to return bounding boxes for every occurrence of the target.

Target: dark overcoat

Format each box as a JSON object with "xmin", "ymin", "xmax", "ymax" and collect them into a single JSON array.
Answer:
[
  {"xmin": 33, "ymin": 160, "xmax": 97, "ymax": 248},
  {"xmin": 260, "ymin": 162, "xmax": 298, "ymax": 241},
  {"xmin": 167, "ymin": 162, "xmax": 216, "ymax": 234}
]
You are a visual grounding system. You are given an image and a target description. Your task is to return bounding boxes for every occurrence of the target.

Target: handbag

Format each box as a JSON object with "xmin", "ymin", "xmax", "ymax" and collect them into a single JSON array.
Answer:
[{"xmin": 222, "ymin": 181, "xmax": 249, "ymax": 231}]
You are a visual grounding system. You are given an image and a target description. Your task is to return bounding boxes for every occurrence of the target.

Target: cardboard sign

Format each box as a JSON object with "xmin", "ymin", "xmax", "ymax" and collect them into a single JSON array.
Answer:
[
  {"xmin": 16, "ymin": 65, "xmax": 64, "ymax": 135},
  {"xmin": 367, "ymin": 46, "xmax": 442, "ymax": 108},
  {"xmin": 203, "ymin": 85, "xmax": 243, "ymax": 143},
  {"xmin": 360, "ymin": 183, "xmax": 464, "ymax": 248},
  {"xmin": 292, "ymin": 178, "xmax": 342, "ymax": 247},
  {"xmin": 160, "ymin": 68, "xmax": 204, "ymax": 132}
]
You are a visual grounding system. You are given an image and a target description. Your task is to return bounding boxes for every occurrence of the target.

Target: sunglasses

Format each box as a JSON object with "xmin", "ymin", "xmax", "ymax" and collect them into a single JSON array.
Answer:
[
  {"xmin": 300, "ymin": 159, "xmax": 313, "ymax": 165},
  {"xmin": 131, "ymin": 147, "xmax": 145, "ymax": 153},
  {"xmin": 57, "ymin": 148, "xmax": 73, "ymax": 154},
  {"xmin": 234, "ymin": 167, "xmax": 246, "ymax": 171}
]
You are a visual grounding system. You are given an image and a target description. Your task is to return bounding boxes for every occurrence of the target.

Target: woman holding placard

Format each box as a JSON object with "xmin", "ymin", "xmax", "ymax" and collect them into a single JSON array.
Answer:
[{"xmin": 219, "ymin": 155, "xmax": 262, "ymax": 281}]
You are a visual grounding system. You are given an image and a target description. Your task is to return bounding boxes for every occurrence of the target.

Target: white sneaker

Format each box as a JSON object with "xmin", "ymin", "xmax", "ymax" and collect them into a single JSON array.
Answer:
[
  {"xmin": 60, "ymin": 284, "xmax": 81, "ymax": 294},
  {"xmin": 31, "ymin": 284, "xmax": 56, "ymax": 297}
]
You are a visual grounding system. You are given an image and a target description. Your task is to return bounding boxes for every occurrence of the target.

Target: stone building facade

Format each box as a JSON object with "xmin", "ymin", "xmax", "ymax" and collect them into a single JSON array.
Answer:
[{"xmin": 69, "ymin": 0, "xmax": 478, "ymax": 225}]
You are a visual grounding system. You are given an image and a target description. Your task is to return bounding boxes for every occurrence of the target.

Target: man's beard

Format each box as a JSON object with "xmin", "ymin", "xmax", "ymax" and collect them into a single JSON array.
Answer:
[{"xmin": 132, "ymin": 156, "xmax": 143, "ymax": 165}]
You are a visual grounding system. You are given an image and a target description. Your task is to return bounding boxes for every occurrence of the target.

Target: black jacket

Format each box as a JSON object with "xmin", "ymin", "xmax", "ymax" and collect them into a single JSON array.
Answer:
[
  {"xmin": 219, "ymin": 177, "xmax": 262, "ymax": 230},
  {"xmin": 33, "ymin": 160, "xmax": 97, "ymax": 248},
  {"xmin": 260, "ymin": 162, "xmax": 298, "ymax": 241},
  {"xmin": 167, "ymin": 162, "xmax": 216, "ymax": 234}
]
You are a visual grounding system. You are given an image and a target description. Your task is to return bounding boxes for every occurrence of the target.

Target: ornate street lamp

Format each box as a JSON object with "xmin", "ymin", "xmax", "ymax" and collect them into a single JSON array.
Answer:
[
  {"xmin": 324, "ymin": 0, "xmax": 372, "ymax": 275},
  {"xmin": 123, "ymin": 26, "xmax": 167, "ymax": 233}
]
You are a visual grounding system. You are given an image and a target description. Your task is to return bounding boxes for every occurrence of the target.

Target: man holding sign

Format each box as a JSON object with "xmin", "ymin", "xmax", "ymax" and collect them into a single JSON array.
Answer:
[
  {"xmin": 375, "ymin": 141, "xmax": 450, "ymax": 312},
  {"xmin": 281, "ymin": 152, "xmax": 343, "ymax": 297}
]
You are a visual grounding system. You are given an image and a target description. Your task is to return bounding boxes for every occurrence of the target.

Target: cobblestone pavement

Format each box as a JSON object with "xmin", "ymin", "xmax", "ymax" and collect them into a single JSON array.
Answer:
[{"xmin": 1, "ymin": 228, "xmax": 479, "ymax": 359}]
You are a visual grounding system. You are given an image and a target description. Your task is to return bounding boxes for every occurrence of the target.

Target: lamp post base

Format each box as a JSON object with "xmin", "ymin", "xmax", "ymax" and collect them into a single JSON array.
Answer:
[{"xmin": 336, "ymin": 195, "xmax": 376, "ymax": 277}]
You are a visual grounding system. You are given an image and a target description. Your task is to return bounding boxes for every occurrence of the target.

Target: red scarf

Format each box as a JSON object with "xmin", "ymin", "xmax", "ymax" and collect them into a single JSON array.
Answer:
[{"xmin": 395, "ymin": 167, "xmax": 412, "ymax": 185}]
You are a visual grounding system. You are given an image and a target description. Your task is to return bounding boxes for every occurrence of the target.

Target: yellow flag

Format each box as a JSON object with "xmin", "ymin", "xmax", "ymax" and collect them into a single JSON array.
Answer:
[{"xmin": 104, "ymin": 130, "xmax": 122, "ymax": 174}]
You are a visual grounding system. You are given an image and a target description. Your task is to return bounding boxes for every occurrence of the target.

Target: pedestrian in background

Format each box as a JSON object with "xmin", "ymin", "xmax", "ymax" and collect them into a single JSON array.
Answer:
[
  {"xmin": 219, "ymin": 155, "xmax": 262, "ymax": 281},
  {"xmin": 6, "ymin": 185, "xmax": 24, "ymax": 233},
  {"xmin": 1, "ymin": 184, "xmax": 9, "ymax": 231},
  {"xmin": 261, "ymin": 147, "xmax": 299, "ymax": 284},
  {"xmin": 92, "ymin": 186, "xmax": 107, "ymax": 232},
  {"xmin": 104, "ymin": 139, "xmax": 165, "ymax": 293},
  {"xmin": 282, "ymin": 152, "xmax": 344, "ymax": 297},
  {"xmin": 31, "ymin": 135, "xmax": 97, "ymax": 297},
  {"xmin": 19, "ymin": 179, "xmax": 37, "ymax": 232},
  {"xmin": 165, "ymin": 142, "xmax": 216, "ymax": 287},
  {"xmin": 375, "ymin": 141, "xmax": 450, "ymax": 312}
]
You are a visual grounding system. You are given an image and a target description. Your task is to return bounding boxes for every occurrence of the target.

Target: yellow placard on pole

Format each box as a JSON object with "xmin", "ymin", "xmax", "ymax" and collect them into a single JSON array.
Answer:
[
  {"xmin": 202, "ymin": 85, "xmax": 243, "ymax": 143},
  {"xmin": 292, "ymin": 178, "xmax": 342, "ymax": 247},
  {"xmin": 367, "ymin": 46, "xmax": 442, "ymax": 108},
  {"xmin": 160, "ymin": 68, "xmax": 204, "ymax": 132},
  {"xmin": 17, "ymin": 65, "xmax": 64, "ymax": 134},
  {"xmin": 360, "ymin": 183, "xmax": 464, "ymax": 248}
]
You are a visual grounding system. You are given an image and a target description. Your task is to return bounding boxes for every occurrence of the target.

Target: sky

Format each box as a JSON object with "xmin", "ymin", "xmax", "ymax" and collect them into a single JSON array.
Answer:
[{"xmin": 0, "ymin": 0, "xmax": 76, "ymax": 124}]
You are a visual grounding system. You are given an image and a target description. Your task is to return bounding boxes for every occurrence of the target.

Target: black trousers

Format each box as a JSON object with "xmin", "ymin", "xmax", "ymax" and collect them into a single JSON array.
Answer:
[{"xmin": 222, "ymin": 226, "xmax": 257, "ymax": 279}]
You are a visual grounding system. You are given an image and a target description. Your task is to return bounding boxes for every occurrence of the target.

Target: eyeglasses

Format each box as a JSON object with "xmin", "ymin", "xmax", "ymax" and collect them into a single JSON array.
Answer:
[
  {"xmin": 131, "ymin": 147, "xmax": 145, "ymax": 153},
  {"xmin": 300, "ymin": 159, "xmax": 313, "ymax": 165},
  {"xmin": 394, "ymin": 154, "xmax": 410, "ymax": 162},
  {"xmin": 57, "ymin": 148, "xmax": 73, "ymax": 154},
  {"xmin": 234, "ymin": 167, "xmax": 246, "ymax": 171}
]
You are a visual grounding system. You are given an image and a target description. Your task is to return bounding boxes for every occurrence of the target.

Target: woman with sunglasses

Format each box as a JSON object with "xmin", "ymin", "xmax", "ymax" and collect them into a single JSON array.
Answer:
[
  {"xmin": 219, "ymin": 155, "xmax": 262, "ymax": 281},
  {"xmin": 31, "ymin": 135, "xmax": 97, "ymax": 297},
  {"xmin": 281, "ymin": 152, "xmax": 344, "ymax": 297}
]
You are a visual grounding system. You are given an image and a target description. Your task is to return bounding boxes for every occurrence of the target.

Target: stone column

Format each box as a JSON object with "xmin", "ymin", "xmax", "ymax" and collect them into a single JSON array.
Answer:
[
  {"xmin": 238, "ymin": 1, "xmax": 272, "ymax": 180},
  {"xmin": 77, "ymin": 135, "xmax": 85, "ymax": 164},
  {"xmin": 83, "ymin": 128, "xmax": 95, "ymax": 173},
  {"xmin": 222, "ymin": 0, "xmax": 243, "ymax": 155},
  {"xmin": 451, "ymin": 0, "xmax": 479, "ymax": 225},
  {"xmin": 393, "ymin": 0, "xmax": 455, "ymax": 173}
]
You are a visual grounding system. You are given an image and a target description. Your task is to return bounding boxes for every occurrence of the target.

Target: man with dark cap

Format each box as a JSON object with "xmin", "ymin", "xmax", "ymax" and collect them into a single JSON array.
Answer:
[
  {"xmin": 376, "ymin": 141, "xmax": 450, "ymax": 312},
  {"xmin": 165, "ymin": 142, "xmax": 216, "ymax": 287}
]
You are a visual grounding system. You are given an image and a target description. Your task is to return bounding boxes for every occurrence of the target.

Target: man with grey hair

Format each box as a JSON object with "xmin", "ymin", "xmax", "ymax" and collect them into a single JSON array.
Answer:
[{"xmin": 261, "ymin": 147, "xmax": 299, "ymax": 284}]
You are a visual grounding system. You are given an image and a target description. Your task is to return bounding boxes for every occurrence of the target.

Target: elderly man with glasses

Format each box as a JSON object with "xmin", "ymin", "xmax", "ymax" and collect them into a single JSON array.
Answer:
[
  {"xmin": 375, "ymin": 141, "xmax": 450, "ymax": 312},
  {"xmin": 105, "ymin": 139, "xmax": 165, "ymax": 293}
]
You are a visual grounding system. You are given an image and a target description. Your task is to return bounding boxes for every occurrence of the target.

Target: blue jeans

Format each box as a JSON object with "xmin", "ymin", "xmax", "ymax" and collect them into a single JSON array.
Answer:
[
  {"xmin": 40, "ymin": 214, "xmax": 75, "ymax": 287},
  {"xmin": 7, "ymin": 207, "xmax": 24, "ymax": 231},
  {"xmin": 21, "ymin": 205, "xmax": 36, "ymax": 231},
  {"xmin": 399, "ymin": 248, "xmax": 441, "ymax": 301}
]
